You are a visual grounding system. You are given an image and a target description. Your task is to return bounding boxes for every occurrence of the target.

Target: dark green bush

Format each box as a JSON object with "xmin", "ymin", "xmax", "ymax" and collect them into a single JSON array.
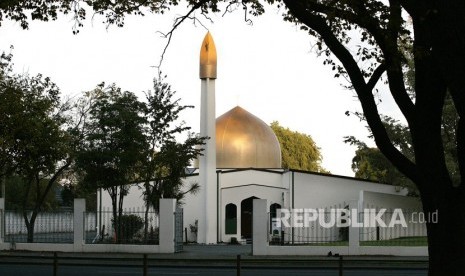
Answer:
[{"xmin": 112, "ymin": 214, "xmax": 144, "ymax": 242}]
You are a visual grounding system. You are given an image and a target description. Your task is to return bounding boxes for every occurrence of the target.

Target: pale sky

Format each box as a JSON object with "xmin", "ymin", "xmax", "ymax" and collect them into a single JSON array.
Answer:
[{"xmin": 0, "ymin": 4, "xmax": 403, "ymax": 176}]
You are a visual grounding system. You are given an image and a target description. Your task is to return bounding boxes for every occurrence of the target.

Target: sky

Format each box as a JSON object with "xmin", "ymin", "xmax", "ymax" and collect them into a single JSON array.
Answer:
[{"xmin": 0, "ymin": 4, "xmax": 403, "ymax": 176}]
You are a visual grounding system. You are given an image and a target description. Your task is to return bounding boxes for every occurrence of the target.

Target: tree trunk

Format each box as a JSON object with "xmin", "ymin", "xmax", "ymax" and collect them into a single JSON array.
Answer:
[
  {"xmin": 143, "ymin": 182, "xmax": 150, "ymax": 242},
  {"xmin": 422, "ymin": 185, "xmax": 465, "ymax": 276},
  {"xmin": 117, "ymin": 186, "xmax": 125, "ymax": 244},
  {"xmin": 23, "ymin": 210, "xmax": 38, "ymax": 243}
]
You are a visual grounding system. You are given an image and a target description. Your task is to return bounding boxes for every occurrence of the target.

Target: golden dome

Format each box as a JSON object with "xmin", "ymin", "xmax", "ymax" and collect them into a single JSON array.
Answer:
[{"xmin": 216, "ymin": 106, "xmax": 282, "ymax": 168}]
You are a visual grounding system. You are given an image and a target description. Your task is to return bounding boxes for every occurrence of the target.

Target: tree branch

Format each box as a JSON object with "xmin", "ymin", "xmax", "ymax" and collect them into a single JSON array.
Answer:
[
  {"xmin": 35, "ymin": 159, "xmax": 72, "ymax": 211},
  {"xmin": 155, "ymin": 0, "xmax": 209, "ymax": 70},
  {"xmin": 283, "ymin": 0, "xmax": 418, "ymax": 182},
  {"xmin": 302, "ymin": 0, "xmax": 415, "ymax": 123},
  {"xmin": 367, "ymin": 62, "xmax": 386, "ymax": 91}
]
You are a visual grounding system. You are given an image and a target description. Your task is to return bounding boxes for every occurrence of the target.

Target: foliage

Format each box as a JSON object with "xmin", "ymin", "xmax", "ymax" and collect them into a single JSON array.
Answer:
[
  {"xmin": 75, "ymin": 77, "xmax": 205, "ymax": 242},
  {"xmin": 140, "ymin": 76, "xmax": 206, "ymax": 213},
  {"xmin": 270, "ymin": 121, "xmax": 327, "ymax": 173},
  {"xmin": 350, "ymin": 144, "xmax": 416, "ymax": 194},
  {"xmin": 111, "ymin": 214, "xmax": 144, "ymax": 242},
  {"xmin": 4, "ymin": 175, "xmax": 60, "ymax": 210},
  {"xmin": 60, "ymin": 181, "xmax": 97, "ymax": 210},
  {"xmin": 1, "ymin": 0, "xmax": 464, "ymax": 273},
  {"xmin": 347, "ymin": 93, "xmax": 459, "ymax": 195},
  {"xmin": 76, "ymin": 84, "xmax": 147, "ymax": 242},
  {"xmin": 76, "ymin": 84, "xmax": 147, "ymax": 194},
  {"xmin": 0, "ymin": 51, "xmax": 74, "ymax": 242}
]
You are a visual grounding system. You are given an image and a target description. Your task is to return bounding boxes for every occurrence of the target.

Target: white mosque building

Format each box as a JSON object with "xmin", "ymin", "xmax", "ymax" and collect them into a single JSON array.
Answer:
[{"xmin": 98, "ymin": 32, "xmax": 419, "ymax": 244}]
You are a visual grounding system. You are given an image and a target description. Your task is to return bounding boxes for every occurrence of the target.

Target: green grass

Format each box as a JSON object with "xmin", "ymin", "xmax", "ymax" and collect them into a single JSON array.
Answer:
[
  {"xmin": 360, "ymin": 236, "xmax": 427, "ymax": 246},
  {"xmin": 275, "ymin": 241, "xmax": 349, "ymax": 246},
  {"xmin": 271, "ymin": 236, "xmax": 428, "ymax": 247}
]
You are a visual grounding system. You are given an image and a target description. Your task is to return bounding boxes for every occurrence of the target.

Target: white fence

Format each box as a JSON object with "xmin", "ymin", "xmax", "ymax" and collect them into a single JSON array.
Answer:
[
  {"xmin": 253, "ymin": 199, "xmax": 428, "ymax": 256},
  {"xmin": 0, "ymin": 198, "xmax": 176, "ymax": 253},
  {"xmin": 4, "ymin": 211, "xmax": 97, "ymax": 234}
]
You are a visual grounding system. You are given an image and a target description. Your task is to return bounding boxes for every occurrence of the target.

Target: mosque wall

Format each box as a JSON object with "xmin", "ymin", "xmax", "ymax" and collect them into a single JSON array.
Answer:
[
  {"xmin": 219, "ymin": 183, "xmax": 285, "ymax": 243},
  {"xmin": 98, "ymin": 185, "xmax": 145, "ymax": 211},
  {"xmin": 180, "ymin": 175, "xmax": 204, "ymax": 243},
  {"xmin": 219, "ymin": 170, "xmax": 285, "ymax": 189},
  {"xmin": 97, "ymin": 170, "xmax": 416, "ymax": 244},
  {"xmin": 291, "ymin": 172, "xmax": 404, "ymax": 208}
]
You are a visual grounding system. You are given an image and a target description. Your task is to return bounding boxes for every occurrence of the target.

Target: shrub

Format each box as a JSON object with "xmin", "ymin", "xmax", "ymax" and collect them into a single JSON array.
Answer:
[{"xmin": 112, "ymin": 214, "xmax": 144, "ymax": 242}]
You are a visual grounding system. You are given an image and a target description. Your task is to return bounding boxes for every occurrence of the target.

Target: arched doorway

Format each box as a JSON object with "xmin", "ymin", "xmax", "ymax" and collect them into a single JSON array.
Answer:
[{"xmin": 241, "ymin": 196, "xmax": 259, "ymax": 240}]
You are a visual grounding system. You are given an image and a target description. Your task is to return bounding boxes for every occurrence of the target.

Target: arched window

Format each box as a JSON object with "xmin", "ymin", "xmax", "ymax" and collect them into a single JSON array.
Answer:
[{"xmin": 225, "ymin": 203, "xmax": 237, "ymax": 234}]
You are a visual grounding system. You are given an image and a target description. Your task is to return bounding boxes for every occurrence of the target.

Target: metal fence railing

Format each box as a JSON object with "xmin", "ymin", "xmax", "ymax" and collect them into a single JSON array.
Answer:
[
  {"xmin": 359, "ymin": 209, "xmax": 428, "ymax": 246},
  {"xmin": 268, "ymin": 207, "xmax": 428, "ymax": 247},
  {"xmin": 3, "ymin": 210, "xmax": 74, "ymax": 243},
  {"xmin": 85, "ymin": 208, "xmax": 159, "ymax": 245},
  {"xmin": 269, "ymin": 209, "xmax": 349, "ymax": 246},
  {"xmin": 0, "ymin": 209, "xmax": 4, "ymax": 240}
]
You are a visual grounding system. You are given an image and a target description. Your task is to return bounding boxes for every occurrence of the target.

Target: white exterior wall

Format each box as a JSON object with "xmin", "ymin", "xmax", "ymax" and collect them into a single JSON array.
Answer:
[
  {"xmin": 96, "ymin": 170, "xmax": 418, "ymax": 245},
  {"xmin": 180, "ymin": 175, "xmax": 204, "ymax": 243},
  {"xmin": 98, "ymin": 185, "xmax": 146, "ymax": 211},
  {"xmin": 361, "ymin": 190, "xmax": 422, "ymax": 210},
  {"xmin": 218, "ymin": 170, "xmax": 286, "ymax": 243},
  {"xmin": 359, "ymin": 191, "xmax": 425, "ymax": 241},
  {"xmin": 291, "ymin": 172, "xmax": 405, "ymax": 208}
]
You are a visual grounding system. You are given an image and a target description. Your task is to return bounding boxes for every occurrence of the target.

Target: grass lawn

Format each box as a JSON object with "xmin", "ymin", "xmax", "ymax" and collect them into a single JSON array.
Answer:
[
  {"xmin": 360, "ymin": 236, "xmax": 427, "ymax": 246},
  {"xmin": 275, "ymin": 241, "xmax": 349, "ymax": 246},
  {"xmin": 271, "ymin": 236, "xmax": 428, "ymax": 247}
]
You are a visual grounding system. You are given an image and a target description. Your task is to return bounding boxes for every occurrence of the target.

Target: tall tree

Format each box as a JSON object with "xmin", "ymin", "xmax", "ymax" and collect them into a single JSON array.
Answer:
[
  {"xmin": 76, "ymin": 84, "xmax": 147, "ymax": 243},
  {"xmin": 348, "ymin": 95, "xmax": 459, "ymax": 194},
  {"xmin": 1, "ymin": 1, "xmax": 465, "ymax": 273},
  {"xmin": 0, "ymin": 51, "xmax": 73, "ymax": 242},
  {"xmin": 140, "ymin": 76, "xmax": 205, "ymax": 239},
  {"xmin": 349, "ymin": 141, "xmax": 416, "ymax": 194},
  {"xmin": 270, "ymin": 121, "xmax": 327, "ymax": 172}
]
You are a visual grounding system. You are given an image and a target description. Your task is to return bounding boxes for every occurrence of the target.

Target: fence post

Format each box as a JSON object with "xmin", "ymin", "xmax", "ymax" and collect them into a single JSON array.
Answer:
[
  {"xmin": 73, "ymin": 199, "xmax": 86, "ymax": 252},
  {"xmin": 0, "ymin": 198, "xmax": 4, "ymax": 245},
  {"xmin": 159, "ymin": 199, "xmax": 176, "ymax": 253},
  {"xmin": 348, "ymin": 200, "xmax": 360, "ymax": 255},
  {"xmin": 252, "ymin": 199, "xmax": 268, "ymax": 255},
  {"xmin": 143, "ymin": 254, "xmax": 148, "ymax": 276},
  {"xmin": 236, "ymin": 254, "xmax": 241, "ymax": 276},
  {"xmin": 53, "ymin": 252, "xmax": 58, "ymax": 276},
  {"xmin": 339, "ymin": 255, "xmax": 343, "ymax": 276}
]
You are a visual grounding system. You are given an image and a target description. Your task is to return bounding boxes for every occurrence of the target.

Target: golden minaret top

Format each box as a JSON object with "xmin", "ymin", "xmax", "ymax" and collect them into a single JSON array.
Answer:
[{"xmin": 199, "ymin": 32, "xmax": 217, "ymax": 79}]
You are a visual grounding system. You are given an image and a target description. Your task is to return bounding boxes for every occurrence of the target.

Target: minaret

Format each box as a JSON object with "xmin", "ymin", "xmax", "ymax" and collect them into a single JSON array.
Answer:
[{"xmin": 198, "ymin": 32, "xmax": 217, "ymax": 244}]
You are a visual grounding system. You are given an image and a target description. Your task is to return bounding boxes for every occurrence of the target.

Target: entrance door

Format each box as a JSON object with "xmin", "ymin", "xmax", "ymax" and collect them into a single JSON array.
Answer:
[{"xmin": 240, "ymin": 196, "xmax": 259, "ymax": 240}]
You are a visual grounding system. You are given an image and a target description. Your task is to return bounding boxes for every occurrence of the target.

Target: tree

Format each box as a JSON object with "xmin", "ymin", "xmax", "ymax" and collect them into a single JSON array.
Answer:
[
  {"xmin": 348, "ymin": 95, "xmax": 460, "ymax": 195},
  {"xmin": 0, "ymin": 51, "xmax": 74, "ymax": 242},
  {"xmin": 139, "ymin": 76, "xmax": 206, "ymax": 239},
  {"xmin": 349, "ymin": 141, "xmax": 416, "ymax": 194},
  {"xmin": 76, "ymin": 84, "xmax": 148, "ymax": 243},
  {"xmin": 270, "ymin": 121, "xmax": 327, "ymax": 172},
  {"xmin": 4, "ymin": 175, "xmax": 60, "ymax": 210},
  {"xmin": 2, "ymin": 1, "xmax": 465, "ymax": 274}
]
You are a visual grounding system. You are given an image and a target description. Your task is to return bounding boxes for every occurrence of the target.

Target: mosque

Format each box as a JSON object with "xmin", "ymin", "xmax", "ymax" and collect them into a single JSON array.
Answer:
[{"xmin": 98, "ymin": 32, "xmax": 414, "ymax": 244}]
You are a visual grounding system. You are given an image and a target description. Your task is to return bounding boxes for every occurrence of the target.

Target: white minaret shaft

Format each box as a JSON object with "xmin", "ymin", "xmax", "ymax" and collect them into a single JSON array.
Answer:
[{"xmin": 198, "ymin": 32, "xmax": 217, "ymax": 244}]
